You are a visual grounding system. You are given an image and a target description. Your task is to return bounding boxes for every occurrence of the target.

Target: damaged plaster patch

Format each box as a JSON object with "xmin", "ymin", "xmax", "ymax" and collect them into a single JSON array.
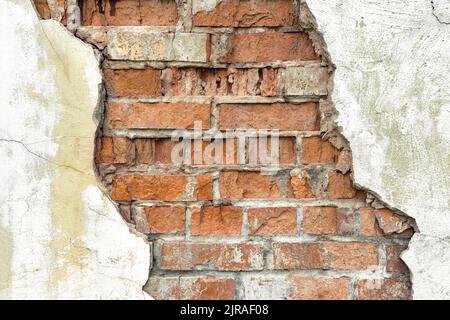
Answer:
[
  {"xmin": 305, "ymin": 0, "xmax": 450, "ymax": 299},
  {"xmin": 0, "ymin": 0, "xmax": 149, "ymax": 299}
]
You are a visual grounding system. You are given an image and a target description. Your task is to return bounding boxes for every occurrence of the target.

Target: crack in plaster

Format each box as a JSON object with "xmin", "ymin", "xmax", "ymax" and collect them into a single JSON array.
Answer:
[{"xmin": 431, "ymin": 0, "xmax": 450, "ymax": 24}]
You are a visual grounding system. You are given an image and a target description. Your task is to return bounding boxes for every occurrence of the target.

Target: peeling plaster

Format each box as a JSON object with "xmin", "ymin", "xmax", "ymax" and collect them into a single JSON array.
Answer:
[
  {"xmin": 305, "ymin": 0, "xmax": 450, "ymax": 299},
  {"xmin": 0, "ymin": 0, "xmax": 150, "ymax": 299}
]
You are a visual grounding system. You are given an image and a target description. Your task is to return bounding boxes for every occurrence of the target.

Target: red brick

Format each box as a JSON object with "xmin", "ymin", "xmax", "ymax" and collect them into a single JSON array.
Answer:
[
  {"xmin": 220, "ymin": 103, "xmax": 320, "ymax": 131},
  {"xmin": 144, "ymin": 207, "xmax": 185, "ymax": 234},
  {"xmin": 374, "ymin": 209, "xmax": 411, "ymax": 235},
  {"xmin": 193, "ymin": 0, "xmax": 297, "ymax": 27},
  {"xmin": 336, "ymin": 208, "xmax": 355, "ymax": 235},
  {"xmin": 159, "ymin": 242, "xmax": 264, "ymax": 270},
  {"xmin": 303, "ymin": 206, "xmax": 337, "ymax": 235},
  {"xmin": 98, "ymin": 137, "xmax": 133, "ymax": 164},
  {"xmin": 81, "ymin": 0, "xmax": 179, "ymax": 26},
  {"xmin": 111, "ymin": 175, "xmax": 212, "ymax": 201},
  {"xmin": 287, "ymin": 276, "xmax": 350, "ymax": 300},
  {"xmin": 147, "ymin": 276, "xmax": 236, "ymax": 300},
  {"xmin": 386, "ymin": 244, "xmax": 409, "ymax": 273},
  {"xmin": 302, "ymin": 136, "xmax": 339, "ymax": 164},
  {"xmin": 323, "ymin": 242, "xmax": 379, "ymax": 270},
  {"xmin": 248, "ymin": 208, "xmax": 297, "ymax": 235},
  {"xmin": 248, "ymin": 137, "xmax": 297, "ymax": 165},
  {"xmin": 273, "ymin": 242, "xmax": 322, "ymax": 270},
  {"xmin": 104, "ymin": 69, "xmax": 161, "ymax": 97},
  {"xmin": 356, "ymin": 279, "xmax": 411, "ymax": 300},
  {"xmin": 327, "ymin": 171, "xmax": 357, "ymax": 199},
  {"xmin": 191, "ymin": 206, "xmax": 243, "ymax": 236},
  {"xmin": 112, "ymin": 175, "xmax": 187, "ymax": 201},
  {"xmin": 360, "ymin": 208, "xmax": 413, "ymax": 238},
  {"xmin": 273, "ymin": 242, "xmax": 378, "ymax": 270},
  {"xmin": 219, "ymin": 171, "xmax": 282, "ymax": 199},
  {"xmin": 214, "ymin": 32, "xmax": 317, "ymax": 63},
  {"xmin": 360, "ymin": 207, "xmax": 383, "ymax": 237},
  {"xmin": 194, "ymin": 175, "xmax": 213, "ymax": 200},
  {"xmin": 135, "ymin": 138, "xmax": 154, "ymax": 164},
  {"xmin": 171, "ymin": 67, "xmax": 279, "ymax": 97},
  {"xmin": 289, "ymin": 172, "xmax": 314, "ymax": 199},
  {"xmin": 107, "ymin": 102, "xmax": 210, "ymax": 129},
  {"xmin": 153, "ymin": 139, "xmax": 180, "ymax": 164}
]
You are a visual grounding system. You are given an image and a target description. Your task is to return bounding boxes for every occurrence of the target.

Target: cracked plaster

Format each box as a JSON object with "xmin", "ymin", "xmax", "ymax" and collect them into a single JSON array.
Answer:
[
  {"xmin": 0, "ymin": 0, "xmax": 150, "ymax": 299},
  {"xmin": 305, "ymin": 0, "xmax": 450, "ymax": 299}
]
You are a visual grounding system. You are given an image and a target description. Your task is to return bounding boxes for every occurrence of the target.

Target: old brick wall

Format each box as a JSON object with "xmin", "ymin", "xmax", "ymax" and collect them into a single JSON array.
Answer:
[{"xmin": 34, "ymin": 0, "xmax": 414, "ymax": 300}]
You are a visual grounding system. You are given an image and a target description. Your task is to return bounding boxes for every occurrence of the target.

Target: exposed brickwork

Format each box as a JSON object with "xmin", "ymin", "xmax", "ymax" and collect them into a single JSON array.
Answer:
[{"xmin": 57, "ymin": 0, "xmax": 416, "ymax": 300}]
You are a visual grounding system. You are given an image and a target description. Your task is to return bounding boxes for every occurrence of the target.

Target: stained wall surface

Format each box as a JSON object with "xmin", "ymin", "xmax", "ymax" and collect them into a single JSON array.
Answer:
[
  {"xmin": 306, "ymin": 0, "xmax": 450, "ymax": 299},
  {"xmin": 1, "ymin": 0, "xmax": 449, "ymax": 300},
  {"xmin": 0, "ymin": 0, "xmax": 150, "ymax": 299}
]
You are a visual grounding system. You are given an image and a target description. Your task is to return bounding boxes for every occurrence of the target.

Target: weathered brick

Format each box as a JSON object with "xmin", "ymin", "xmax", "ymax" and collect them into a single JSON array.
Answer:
[
  {"xmin": 104, "ymin": 69, "xmax": 161, "ymax": 97},
  {"xmin": 153, "ymin": 139, "xmax": 180, "ymax": 164},
  {"xmin": 98, "ymin": 137, "xmax": 133, "ymax": 164},
  {"xmin": 76, "ymin": 27, "xmax": 108, "ymax": 50},
  {"xmin": 138, "ymin": 206, "xmax": 186, "ymax": 234},
  {"xmin": 107, "ymin": 102, "xmax": 210, "ymax": 129},
  {"xmin": 219, "ymin": 171, "xmax": 282, "ymax": 199},
  {"xmin": 360, "ymin": 208, "xmax": 413, "ymax": 238},
  {"xmin": 194, "ymin": 175, "xmax": 213, "ymax": 200},
  {"xmin": 159, "ymin": 242, "xmax": 264, "ymax": 270},
  {"xmin": 302, "ymin": 136, "xmax": 339, "ymax": 164},
  {"xmin": 374, "ymin": 209, "xmax": 411, "ymax": 235},
  {"xmin": 386, "ymin": 244, "xmax": 409, "ymax": 273},
  {"xmin": 118, "ymin": 204, "xmax": 132, "ymax": 223},
  {"xmin": 303, "ymin": 206, "xmax": 337, "ymax": 235},
  {"xmin": 193, "ymin": 0, "xmax": 297, "ymax": 27},
  {"xmin": 273, "ymin": 242, "xmax": 322, "ymax": 270},
  {"xmin": 248, "ymin": 137, "xmax": 297, "ymax": 165},
  {"xmin": 220, "ymin": 103, "xmax": 320, "ymax": 131},
  {"xmin": 81, "ymin": 0, "xmax": 179, "ymax": 26},
  {"xmin": 324, "ymin": 242, "xmax": 379, "ymax": 270},
  {"xmin": 327, "ymin": 171, "xmax": 358, "ymax": 199},
  {"xmin": 107, "ymin": 30, "xmax": 208, "ymax": 62},
  {"xmin": 112, "ymin": 175, "xmax": 187, "ymax": 201},
  {"xmin": 287, "ymin": 276, "xmax": 350, "ymax": 300},
  {"xmin": 273, "ymin": 242, "xmax": 378, "ymax": 270},
  {"xmin": 111, "ymin": 175, "xmax": 212, "ymax": 201},
  {"xmin": 356, "ymin": 279, "xmax": 411, "ymax": 300},
  {"xmin": 191, "ymin": 206, "xmax": 243, "ymax": 236},
  {"xmin": 135, "ymin": 138, "xmax": 154, "ymax": 164},
  {"xmin": 285, "ymin": 66, "xmax": 329, "ymax": 96},
  {"xmin": 212, "ymin": 32, "xmax": 317, "ymax": 63},
  {"xmin": 248, "ymin": 207, "xmax": 297, "ymax": 235},
  {"xmin": 289, "ymin": 172, "xmax": 314, "ymax": 198},
  {"xmin": 171, "ymin": 67, "xmax": 279, "ymax": 97},
  {"xmin": 147, "ymin": 276, "xmax": 236, "ymax": 300},
  {"xmin": 33, "ymin": 0, "xmax": 51, "ymax": 19},
  {"xmin": 336, "ymin": 208, "xmax": 355, "ymax": 235}
]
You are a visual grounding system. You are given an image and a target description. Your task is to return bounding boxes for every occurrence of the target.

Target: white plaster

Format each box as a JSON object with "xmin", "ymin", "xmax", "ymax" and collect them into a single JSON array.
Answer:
[
  {"xmin": 192, "ymin": 0, "xmax": 223, "ymax": 14},
  {"xmin": 0, "ymin": 0, "xmax": 150, "ymax": 299},
  {"xmin": 432, "ymin": 0, "xmax": 450, "ymax": 23},
  {"xmin": 306, "ymin": 0, "xmax": 450, "ymax": 299}
]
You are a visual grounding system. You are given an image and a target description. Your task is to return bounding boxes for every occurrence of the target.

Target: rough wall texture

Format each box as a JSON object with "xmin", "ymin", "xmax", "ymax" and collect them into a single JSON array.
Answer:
[
  {"xmin": 306, "ymin": 0, "xmax": 450, "ymax": 299},
  {"xmin": 0, "ymin": 0, "xmax": 149, "ymax": 299},
  {"xmin": 72, "ymin": 0, "xmax": 415, "ymax": 300},
  {"xmin": 15, "ymin": 0, "xmax": 450, "ymax": 300}
]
